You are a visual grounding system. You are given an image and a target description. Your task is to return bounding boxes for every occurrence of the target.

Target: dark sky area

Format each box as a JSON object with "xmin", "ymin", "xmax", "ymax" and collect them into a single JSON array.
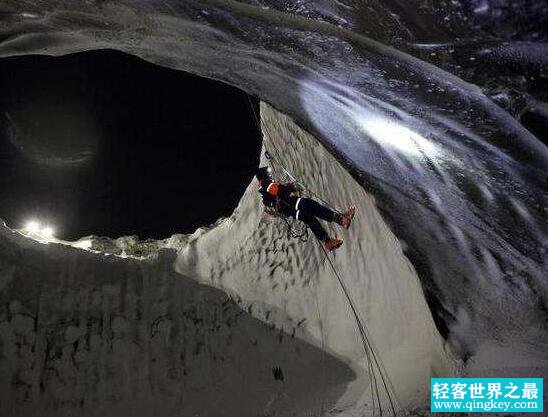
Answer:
[{"xmin": 0, "ymin": 50, "xmax": 261, "ymax": 240}]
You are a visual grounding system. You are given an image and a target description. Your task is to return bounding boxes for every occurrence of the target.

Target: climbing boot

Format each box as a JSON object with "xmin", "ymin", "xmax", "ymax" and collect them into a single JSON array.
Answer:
[
  {"xmin": 323, "ymin": 237, "xmax": 343, "ymax": 251},
  {"xmin": 335, "ymin": 206, "xmax": 355, "ymax": 229},
  {"xmin": 342, "ymin": 206, "xmax": 355, "ymax": 229}
]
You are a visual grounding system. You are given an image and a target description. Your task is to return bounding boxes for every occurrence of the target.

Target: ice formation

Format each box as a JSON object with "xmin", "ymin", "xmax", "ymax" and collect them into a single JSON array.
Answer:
[{"xmin": 0, "ymin": 1, "xmax": 546, "ymax": 416}]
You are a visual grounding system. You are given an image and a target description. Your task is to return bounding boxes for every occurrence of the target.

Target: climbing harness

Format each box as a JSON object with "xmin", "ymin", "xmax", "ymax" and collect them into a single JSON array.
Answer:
[
  {"xmin": 282, "ymin": 216, "xmax": 309, "ymax": 242},
  {"xmin": 264, "ymin": 148, "xmax": 344, "ymax": 215},
  {"xmin": 264, "ymin": 200, "xmax": 309, "ymax": 241},
  {"xmin": 252, "ymin": 110, "xmax": 343, "ymax": 243},
  {"xmin": 246, "ymin": 95, "xmax": 343, "ymax": 216}
]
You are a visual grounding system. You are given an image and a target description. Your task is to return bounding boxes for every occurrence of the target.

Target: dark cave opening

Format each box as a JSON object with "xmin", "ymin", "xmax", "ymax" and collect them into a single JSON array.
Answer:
[
  {"xmin": 0, "ymin": 49, "xmax": 262, "ymax": 241},
  {"xmin": 521, "ymin": 108, "xmax": 548, "ymax": 147}
]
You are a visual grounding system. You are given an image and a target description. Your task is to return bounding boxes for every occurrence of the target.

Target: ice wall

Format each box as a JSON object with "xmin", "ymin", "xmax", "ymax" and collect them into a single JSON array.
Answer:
[
  {"xmin": 0, "ymin": 219, "xmax": 354, "ymax": 417},
  {"xmin": 176, "ymin": 102, "xmax": 454, "ymax": 414},
  {"xmin": 1, "ymin": 0, "xmax": 546, "ymax": 414},
  {"xmin": 1, "ymin": 2, "xmax": 545, "ymax": 365},
  {"xmin": 0, "ymin": 103, "xmax": 453, "ymax": 416}
]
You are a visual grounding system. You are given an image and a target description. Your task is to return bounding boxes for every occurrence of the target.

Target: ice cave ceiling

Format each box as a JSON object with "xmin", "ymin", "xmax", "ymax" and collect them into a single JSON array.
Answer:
[
  {"xmin": 0, "ymin": 0, "xmax": 546, "ymax": 338},
  {"xmin": 0, "ymin": 0, "xmax": 546, "ymax": 345}
]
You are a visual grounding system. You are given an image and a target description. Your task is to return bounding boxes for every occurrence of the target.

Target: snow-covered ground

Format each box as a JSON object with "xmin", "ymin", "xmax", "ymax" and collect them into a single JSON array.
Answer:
[{"xmin": 0, "ymin": 208, "xmax": 353, "ymax": 416}]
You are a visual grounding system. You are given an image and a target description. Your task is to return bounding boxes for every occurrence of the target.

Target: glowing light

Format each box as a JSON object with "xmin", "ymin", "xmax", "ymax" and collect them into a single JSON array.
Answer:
[
  {"xmin": 73, "ymin": 239, "xmax": 92, "ymax": 250},
  {"xmin": 25, "ymin": 220, "xmax": 40, "ymax": 233},
  {"xmin": 359, "ymin": 117, "xmax": 440, "ymax": 158},
  {"xmin": 22, "ymin": 219, "xmax": 56, "ymax": 240},
  {"xmin": 42, "ymin": 226, "xmax": 54, "ymax": 238}
]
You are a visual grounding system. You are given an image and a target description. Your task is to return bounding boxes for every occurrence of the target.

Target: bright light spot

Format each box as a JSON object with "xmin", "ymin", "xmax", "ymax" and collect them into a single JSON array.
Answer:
[
  {"xmin": 72, "ymin": 239, "xmax": 92, "ymax": 250},
  {"xmin": 359, "ymin": 117, "xmax": 440, "ymax": 158},
  {"xmin": 25, "ymin": 220, "xmax": 40, "ymax": 233},
  {"xmin": 22, "ymin": 219, "xmax": 56, "ymax": 240},
  {"xmin": 42, "ymin": 226, "xmax": 54, "ymax": 238}
]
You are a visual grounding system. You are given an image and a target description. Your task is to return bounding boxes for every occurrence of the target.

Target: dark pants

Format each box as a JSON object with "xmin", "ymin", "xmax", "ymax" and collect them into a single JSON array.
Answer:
[{"xmin": 295, "ymin": 198, "xmax": 337, "ymax": 241}]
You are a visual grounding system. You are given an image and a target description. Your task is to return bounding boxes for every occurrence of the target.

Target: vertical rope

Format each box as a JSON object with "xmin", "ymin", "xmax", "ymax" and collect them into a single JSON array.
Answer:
[
  {"xmin": 247, "ymin": 93, "xmax": 400, "ymax": 416},
  {"xmin": 246, "ymin": 95, "xmax": 343, "ymax": 214},
  {"xmin": 317, "ymin": 238, "xmax": 400, "ymax": 417}
]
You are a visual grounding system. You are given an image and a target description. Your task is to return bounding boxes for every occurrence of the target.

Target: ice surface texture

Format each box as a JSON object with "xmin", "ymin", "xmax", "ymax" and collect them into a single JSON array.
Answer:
[{"xmin": 0, "ymin": 1, "xmax": 547, "ymax": 415}]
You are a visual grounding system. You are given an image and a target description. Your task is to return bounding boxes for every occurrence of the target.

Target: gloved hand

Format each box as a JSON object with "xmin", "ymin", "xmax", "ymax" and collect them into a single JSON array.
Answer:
[
  {"xmin": 265, "ymin": 206, "xmax": 277, "ymax": 216},
  {"xmin": 287, "ymin": 181, "xmax": 303, "ymax": 195}
]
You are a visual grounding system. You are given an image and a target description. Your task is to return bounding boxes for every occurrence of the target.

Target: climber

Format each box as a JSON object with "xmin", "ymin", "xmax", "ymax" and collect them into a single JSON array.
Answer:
[{"xmin": 255, "ymin": 166, "xmax": 355, "ymax": 251}]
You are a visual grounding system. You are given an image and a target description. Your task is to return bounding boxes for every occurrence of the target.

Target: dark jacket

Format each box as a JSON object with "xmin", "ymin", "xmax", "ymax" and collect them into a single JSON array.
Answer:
[{"xmin": 258, "ymin": 180, "xmax": 299, "ymax": 217}]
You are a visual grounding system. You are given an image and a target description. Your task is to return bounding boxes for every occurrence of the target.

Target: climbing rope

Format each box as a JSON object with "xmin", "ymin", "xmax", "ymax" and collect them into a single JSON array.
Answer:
[
  {"xmin": 246, "ymin": 95, "xmax": 343, "ymax": 215},
  {"xmin": 247, "ymin": 93, "xmax": 400, "ymax": 416},
  {"xmin": 264, "ymin": 149, "xmax": 344, "ymax": 215},
  {"xmin": 310, "ymin": 258, "xmax": 328, "ymax": 417},
  {"xmin": 316, "ymin": 237, "xmax": 401, "ymax": 417}
]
